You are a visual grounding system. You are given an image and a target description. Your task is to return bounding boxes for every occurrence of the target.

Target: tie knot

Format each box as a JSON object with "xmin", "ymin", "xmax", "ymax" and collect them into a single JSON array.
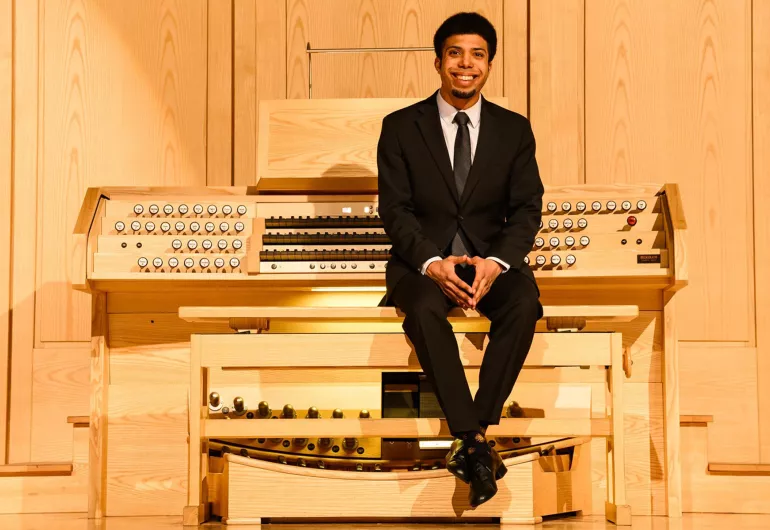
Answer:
[{"xmin": 453, "ymin": 112, "xmax": 470, "ymax": 126}]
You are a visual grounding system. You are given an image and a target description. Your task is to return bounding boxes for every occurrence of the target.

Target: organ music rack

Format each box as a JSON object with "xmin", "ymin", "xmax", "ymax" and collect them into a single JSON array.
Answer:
[{"xmin": 73, "ymin": 97, "xmax": 687, "ymax": 526}]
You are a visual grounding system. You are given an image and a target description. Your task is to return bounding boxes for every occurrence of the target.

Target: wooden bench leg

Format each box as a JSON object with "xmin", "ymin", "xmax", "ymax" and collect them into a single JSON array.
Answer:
[{"xmin": 605, "ymin": 501, "xmax": 632, "ymax": 526}]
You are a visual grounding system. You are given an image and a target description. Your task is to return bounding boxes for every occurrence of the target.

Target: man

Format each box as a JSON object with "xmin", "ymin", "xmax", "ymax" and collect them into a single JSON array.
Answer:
[{"xmin": 377, "ymin": 12, "xmax": 544, "ymax": 507}]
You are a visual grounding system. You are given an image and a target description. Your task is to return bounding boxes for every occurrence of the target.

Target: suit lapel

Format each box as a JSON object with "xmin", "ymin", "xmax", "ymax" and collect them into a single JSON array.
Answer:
[
  {"xmin": 460, "ymin": 97, "xmax": 500, "ymax": 206},
  {"xmin": 416, "ymin": 94, "xmax": 459, "ymax": 204}
]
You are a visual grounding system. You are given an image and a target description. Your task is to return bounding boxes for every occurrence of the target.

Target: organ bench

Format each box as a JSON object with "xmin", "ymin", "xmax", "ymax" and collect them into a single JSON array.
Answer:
[
  {"xmin": 72, "ymin": 97, "xmax": 688, "ymax": 525},
  {"xmin": 181, "ymin": 305, "xmax": 636, "ymax": 526}
]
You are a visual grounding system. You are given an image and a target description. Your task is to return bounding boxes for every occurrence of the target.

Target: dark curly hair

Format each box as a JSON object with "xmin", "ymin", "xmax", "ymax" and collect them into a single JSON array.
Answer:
[{"xmin": 433, "ymin": 12, "xmax": 498, "ymax": 62}]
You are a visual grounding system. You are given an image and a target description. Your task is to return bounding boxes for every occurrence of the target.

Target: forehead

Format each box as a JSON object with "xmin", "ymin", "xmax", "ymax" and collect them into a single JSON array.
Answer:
[{"xmin": 443, "ymin": 34, "xmax": 488, "ymax": 52}]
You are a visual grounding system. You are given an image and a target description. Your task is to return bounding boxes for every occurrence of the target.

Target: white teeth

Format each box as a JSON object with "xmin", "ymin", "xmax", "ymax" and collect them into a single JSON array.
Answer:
[{"xmin": 457, "ymin": 75, "xmax": 473, "ymax": 81}]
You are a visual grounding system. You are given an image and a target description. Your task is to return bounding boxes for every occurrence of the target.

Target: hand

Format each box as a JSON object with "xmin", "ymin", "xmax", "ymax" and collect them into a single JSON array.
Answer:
[
  {"xmin": 468, "ymin": 257, "xmax": 503, "ymax": 308},
  {"xmin": 425, "ymin": 256, "xmax": 474, "ymax": 308}
]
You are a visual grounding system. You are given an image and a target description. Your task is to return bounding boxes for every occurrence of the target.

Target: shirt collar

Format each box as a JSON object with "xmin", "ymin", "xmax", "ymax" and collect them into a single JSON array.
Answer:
[{"xmin": 437, "ymin": 91, "xmax": 481, "ymax": 128}]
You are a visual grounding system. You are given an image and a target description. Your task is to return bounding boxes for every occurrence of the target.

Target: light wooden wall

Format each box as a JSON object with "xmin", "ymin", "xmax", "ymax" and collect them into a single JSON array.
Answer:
[{"xmin": 1, "ymin": 0, "xmax": 769, "ymax": 512}]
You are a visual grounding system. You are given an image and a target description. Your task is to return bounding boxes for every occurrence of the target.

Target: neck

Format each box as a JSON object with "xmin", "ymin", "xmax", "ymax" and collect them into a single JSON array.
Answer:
[{"xmin": 439, "ymin": 86, "xmax": 480, "ymax": 110}]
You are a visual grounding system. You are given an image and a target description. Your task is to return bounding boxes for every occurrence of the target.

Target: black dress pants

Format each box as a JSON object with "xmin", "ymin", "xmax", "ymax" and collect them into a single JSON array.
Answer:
[{"xmin": 391, "ymin": 265, "xmax": 542, "ymax": 436}]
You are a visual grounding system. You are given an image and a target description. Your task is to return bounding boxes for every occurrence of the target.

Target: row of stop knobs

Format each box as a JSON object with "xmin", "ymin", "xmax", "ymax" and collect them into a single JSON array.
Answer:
[
  {"xmin": 544, "ymin": 199, "xmax": 647, "ymax": 213},
  {"xmin": 209, "ymin": 393, "xmax": 370, "ymax": 453}
]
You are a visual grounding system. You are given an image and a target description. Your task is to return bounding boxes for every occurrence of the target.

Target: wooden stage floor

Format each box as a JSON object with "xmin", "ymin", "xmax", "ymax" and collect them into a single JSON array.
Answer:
[{"xmin": 2, "ymin": 514, "xmax": 770, "ymax": 529}]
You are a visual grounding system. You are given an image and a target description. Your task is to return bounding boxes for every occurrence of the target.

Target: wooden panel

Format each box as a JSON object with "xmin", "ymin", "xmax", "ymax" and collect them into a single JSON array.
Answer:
[
  {"xmin": 106, "ymin": 385, "xmax": 188, "ymax": 516},
  {"xmin": 682, "ymin": 426, "xmax": 770, "ymax": 514},
  {"xmin": 755, "ymin": 0, "xmax": 770, "ymax": 464},
  {"xmin": 0, "ymin": 0, "xmax": 12, "ymax": 465},
  {"xmin": 9, "ymin": 0, "xmax": 40, "ymax": 464},
  {"xmin": 529, "ymin": 0, "xmax": 584, "ymax": 186},
  {"xmin": 287, "ymin": 0, "xmax": 503, "ymax": 99},
  {"xmin": 680, "ymin": 343, "xmax": 759, "ymax": 464},
  {"xmin": 502, "ymin": 0, "xmax": 528, "ymax": 116},
  {"xmin": 207, "ymin": 0, "xmax": 233, "ymax": 186},
  {"xmin": 199, "ymin": 332, "xmax": 613, "ymax": 368},
  {"xmin": 31, "ymin": 348, "xmax": 90, "ymax": 462},
  {"xmin": 585, "ymin": 0, "xmax": 753, "ymax": 341},
  {"xmin": 0, "ymin": 427, "xmax": 88, "ymax": 514},
  {"xmin": 254, "ymin": 0, "xmax": 287, "ymax": 185},
  {"xmin": 39, "ymin": 0, "xmax": 209, "ymax": 341},
  {"xmin": 233, "ymin": 0, "xmax": 256, "ymax": 186},
  {"xmin": 256, "ymin": 97, "xmax": 506, "ymax": 188}
]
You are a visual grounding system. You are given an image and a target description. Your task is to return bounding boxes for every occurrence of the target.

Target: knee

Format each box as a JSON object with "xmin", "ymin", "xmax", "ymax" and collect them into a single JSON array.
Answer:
[{"xmin": 501, "ymin": 289, "xmax": 542, "ymax": 322}]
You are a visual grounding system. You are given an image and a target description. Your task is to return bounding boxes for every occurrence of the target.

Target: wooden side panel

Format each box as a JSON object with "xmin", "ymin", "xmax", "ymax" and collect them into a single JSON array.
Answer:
[
  {"xmin": 39, "ymin": 0, "xmax": 209, "ymax": 342},
  {"xmin": 624, "ymin": 382, "xmax": 665, "ymax": 516},
  {"xmin": 529, "ymin": 0, "xmax": 584, "ymax": 186},
  {"xmin": 754, "ymin": 0, "xmax": 770, "ymax": 464},
  {"xmin": 30, "ymin": 348, "xmax": 90, "ymax": 462},
  {"xmin": 0, "ymin": 0, "xmax": 12, "ymax": 465},
  {"xmin": 585, "ymin": 0, "xmax": 753, "ymax": 341},
  {"xmin": 286, "ymin": 0, "xmax": 503, "ymax": 99},
  {"xmin": 680, "ymin": 344, "xmax": 759, "ymax": 464},
  {"xmin": 207, "ymin": 0, "xmax": 233, "ymax": 186},
  {"xmin": 8, "ymin": 0, "xmax": 40, "ymax": 464},
  {"xmin": 106, "ymin": 385, "xmax": 188, "ymax": 516}
]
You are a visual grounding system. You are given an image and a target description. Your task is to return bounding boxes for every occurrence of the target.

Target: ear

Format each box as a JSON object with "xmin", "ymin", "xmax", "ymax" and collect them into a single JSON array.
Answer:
[{"xmin": 434, "ymin": 56, "xmax": 441, "ymax": 72}]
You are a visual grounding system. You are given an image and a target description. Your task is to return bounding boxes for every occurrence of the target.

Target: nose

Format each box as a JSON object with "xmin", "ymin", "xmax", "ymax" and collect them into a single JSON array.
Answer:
[{"xmin": 459, "ymin": 51, "xmax": 473, "ymax": 68}]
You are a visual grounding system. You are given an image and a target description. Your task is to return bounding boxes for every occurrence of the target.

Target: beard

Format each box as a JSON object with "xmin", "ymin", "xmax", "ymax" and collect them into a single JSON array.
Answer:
[{"xmin": 451, "ymin": 87, "xmax": 477, "ymax": 99}]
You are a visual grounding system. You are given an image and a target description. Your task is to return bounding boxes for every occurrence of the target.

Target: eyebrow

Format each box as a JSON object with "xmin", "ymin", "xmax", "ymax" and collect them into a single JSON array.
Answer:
[{"xmin": 446, "ymin": 46, "xmax": 487, "ymax": 52}]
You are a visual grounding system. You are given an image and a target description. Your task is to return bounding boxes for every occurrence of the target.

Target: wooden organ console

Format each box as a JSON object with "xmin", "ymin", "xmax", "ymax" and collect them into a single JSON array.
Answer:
[{"xmin": 73, "ymin": 98, "xmax": 687, "ymax": 526}]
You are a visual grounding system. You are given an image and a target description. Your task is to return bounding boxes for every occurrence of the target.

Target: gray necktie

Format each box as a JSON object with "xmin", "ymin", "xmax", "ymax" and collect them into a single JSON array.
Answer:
[{"xmin": 450, "ymin": 112, "xmax": 471, "ymax": 257}]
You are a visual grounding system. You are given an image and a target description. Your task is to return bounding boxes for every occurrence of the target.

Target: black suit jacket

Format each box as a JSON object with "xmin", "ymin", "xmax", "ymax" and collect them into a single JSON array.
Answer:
[{"xmin": 377, "ymin": 91, "xmax": 544, "ymax": 302}]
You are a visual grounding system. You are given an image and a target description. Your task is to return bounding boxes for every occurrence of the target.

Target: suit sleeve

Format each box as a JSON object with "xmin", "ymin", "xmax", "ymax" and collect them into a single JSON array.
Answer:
[
  {"xmin": 485, "ymin": 116, "xmax": 544, "ymax": 269},
  {"xmin": 377, "ymin": 115, "xmax": 444, "ymax": 271}
]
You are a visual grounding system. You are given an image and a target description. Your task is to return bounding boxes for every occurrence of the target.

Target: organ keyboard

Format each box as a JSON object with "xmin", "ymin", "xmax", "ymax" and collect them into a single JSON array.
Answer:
[
  {"xmin": 73, "ymin": 98, "xmax": 687, "ymax": 526},
  {"xmin": 75, "ymin": 186, "xmax": 683, "ymax": 287}
]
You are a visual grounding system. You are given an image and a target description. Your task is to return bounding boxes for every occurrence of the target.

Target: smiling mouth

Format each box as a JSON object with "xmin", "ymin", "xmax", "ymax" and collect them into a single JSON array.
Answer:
[{"xmin": 452, "ymin": 73, "xmax": 478, "ymax": 82}]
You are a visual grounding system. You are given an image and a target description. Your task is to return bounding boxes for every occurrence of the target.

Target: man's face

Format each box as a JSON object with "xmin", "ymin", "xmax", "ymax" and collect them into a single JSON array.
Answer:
[{"xmin": 435, "ymin": 33, "xmax": 491, "ymax": 100}]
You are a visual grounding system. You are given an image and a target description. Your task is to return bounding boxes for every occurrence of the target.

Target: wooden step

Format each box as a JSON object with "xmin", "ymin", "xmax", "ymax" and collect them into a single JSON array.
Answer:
[
  {"xmin": 67, "ymin": 415, "xmax": 90, "ymax": 427},
  {"xmin": 0, "ymin": 463, "xmax": 73, "ymax": 477},
  {"xmin": 708, "ymin": 463, "xmax": 770, "ymax": 476},
  {"xmin": 680, "ymin": 415, "xmax": 714, "ymax": 426}
]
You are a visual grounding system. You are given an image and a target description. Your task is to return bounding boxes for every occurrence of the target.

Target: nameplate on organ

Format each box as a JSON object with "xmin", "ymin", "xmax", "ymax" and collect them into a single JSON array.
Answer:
[{"xmin": 72, "ymin": 97, "xmax": 686, "ymax": 292}]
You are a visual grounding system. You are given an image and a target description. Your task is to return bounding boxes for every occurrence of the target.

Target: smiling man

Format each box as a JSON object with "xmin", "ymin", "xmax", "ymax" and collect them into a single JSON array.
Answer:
[{"xmin": 377, "ymin": 12, "xmax": 545, "ymax": 507}]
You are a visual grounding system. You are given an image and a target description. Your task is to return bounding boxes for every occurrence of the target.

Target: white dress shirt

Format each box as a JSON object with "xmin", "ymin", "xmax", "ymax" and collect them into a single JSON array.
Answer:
[{"xmin": 419, "ymin": 92, "xmax": 511, "ymax": 275}]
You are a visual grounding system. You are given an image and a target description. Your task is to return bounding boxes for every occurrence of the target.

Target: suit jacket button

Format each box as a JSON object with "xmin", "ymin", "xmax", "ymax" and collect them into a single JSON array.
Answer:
[{"xmin": 457, "ymin": 215, "xmax": 464, "ymax": 221}]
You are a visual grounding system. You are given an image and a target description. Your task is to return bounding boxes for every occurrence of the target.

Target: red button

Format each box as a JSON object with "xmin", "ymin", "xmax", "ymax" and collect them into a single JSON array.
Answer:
[{"xmin": 627, "ymin": 216, "xmax": 637, "ymax": 226}]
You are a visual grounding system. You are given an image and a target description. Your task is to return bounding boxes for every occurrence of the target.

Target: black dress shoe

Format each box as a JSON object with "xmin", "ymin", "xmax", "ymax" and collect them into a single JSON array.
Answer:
[
  {"xmin": 445, "ymin": 438, "xmax": 470, "ymax": 483},
  {"xmin": 468, "ymin": 444, "xmax": 499, "ymax": 507},
  {"xmin": 491, "ymin": 446, "xmax": 508, "ymax": 480}
]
